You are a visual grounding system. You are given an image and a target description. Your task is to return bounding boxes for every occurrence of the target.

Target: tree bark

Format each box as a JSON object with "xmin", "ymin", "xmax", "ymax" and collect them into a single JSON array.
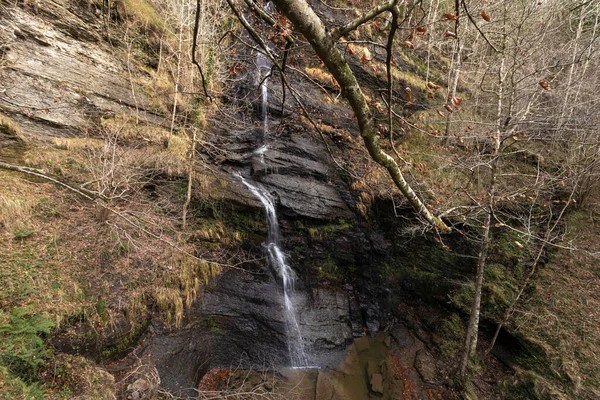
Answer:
[
  {"xmin": 459, "ymin": 7, "xmax": 506, "ymax": 381},
  {"xmin": 270, "ymin": 0, "xmax": 450, "ymax": 232},
  {"xmin": 445, "ymin": 41, "xmax": 462, "ymax": 145}
]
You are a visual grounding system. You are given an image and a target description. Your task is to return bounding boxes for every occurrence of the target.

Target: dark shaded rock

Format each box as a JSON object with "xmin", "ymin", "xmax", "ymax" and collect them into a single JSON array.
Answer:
[
  {"xmin": 253, "ymin": 145, "xmax": 330, "ymax": 179},
  {"xmin": 149, "ymin": 270, "xmax": 357, "ymax": 394},
  {"xmin": 390, "ymin": 324, "xmax": 415, "ymax": 348},
  {"xmin": 303, "ymin": 287, "xmax": 354, "ymax": 353},
  {"xmin": 259, "ymin": 173, "xmax": 351, "ymax": 219}
]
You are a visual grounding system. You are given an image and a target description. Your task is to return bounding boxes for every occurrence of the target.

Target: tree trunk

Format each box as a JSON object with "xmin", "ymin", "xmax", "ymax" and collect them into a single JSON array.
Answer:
[
  {"xmin": 459, "ymin": 8, "xmax": 506, "ymax": 381},
  {"xmin": 459, "ymin": 209, "xmax": 491, "ymax": 380},
  {"xmin": 169, "ymin": 0, "xmax": 186, "ymax": 139},
  {"xmin": 445, "ymin": 40, "xmax": 463, "ymax": 145}
]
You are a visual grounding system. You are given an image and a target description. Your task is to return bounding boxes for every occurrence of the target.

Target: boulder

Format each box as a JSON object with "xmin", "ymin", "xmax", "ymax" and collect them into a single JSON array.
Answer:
[{"xmin": 414, "ymin": 349, "xmax": 437, "ymax": 384}]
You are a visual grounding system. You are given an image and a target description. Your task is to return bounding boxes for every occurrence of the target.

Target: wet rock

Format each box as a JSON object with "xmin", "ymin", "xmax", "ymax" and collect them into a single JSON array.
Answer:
[
  {"xmin": 259, "ymin": 173, "xmax": 352, "ymax": 220},
  {"xmin": 390, "ymin": 324, "xmax": 415, "ymax": 347},
  {"xmin": 365, "ymin": 304, "xmax": 381, "ymax": 333},
  {"xmin": 303, "ymin": 287, "xmax": 354, "ymax": 352},
  {"xmin": 316, "ymin": 371, "xmax": 336, "ymax": 400},
  {"xmin": 414, "ymin": 349, "xmax": 437, "ymax": 384},
  {"xmin": 252, "ymin": 143, "xmax": 330, "ymax": 179},
  {"xmin": 370, "ymin": 373, "xmax": 383, "ymax": 394},
  {"xmin": 149, "ymin": 270, "xmax": 357, "ymax": 394}
]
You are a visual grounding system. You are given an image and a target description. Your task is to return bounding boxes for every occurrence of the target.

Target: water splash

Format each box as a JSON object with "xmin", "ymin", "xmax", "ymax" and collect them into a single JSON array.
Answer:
[
  {"xmin": 235, "ymin": 174, "xmax": 309, "ymax": 368},
  {"xmin": 254, "ymin": 144, "xmax": 269, "ymax": 164}
]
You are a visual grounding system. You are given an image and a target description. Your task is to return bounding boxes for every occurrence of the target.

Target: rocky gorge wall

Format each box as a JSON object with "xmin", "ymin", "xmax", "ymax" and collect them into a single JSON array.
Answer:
[{"xmin": 0, "ymin": 1, "xmax": 471, "ymax": 399}]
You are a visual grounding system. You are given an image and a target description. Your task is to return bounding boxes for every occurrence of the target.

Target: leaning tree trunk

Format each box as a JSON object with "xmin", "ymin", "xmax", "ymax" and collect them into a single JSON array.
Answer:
[{"xmin": 270, "ymin": 0, "xmax": 449, "ymax": 232}]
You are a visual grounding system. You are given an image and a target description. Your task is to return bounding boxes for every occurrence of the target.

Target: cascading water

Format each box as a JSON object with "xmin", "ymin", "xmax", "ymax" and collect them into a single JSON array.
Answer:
[
  {"xmin": 256, "ymin": 51, "xmax": 270, "ymax": 135},
  {"xmin": 235, "ymin": 174, "xmax": 309, "ymax": 368},
  {"xmin": 256, "ymin": 1, "xmax": 273, "ymax": 136},
  {"xmin": 233, "ymin": 1, "xmax": 309, "ymax": 367}
]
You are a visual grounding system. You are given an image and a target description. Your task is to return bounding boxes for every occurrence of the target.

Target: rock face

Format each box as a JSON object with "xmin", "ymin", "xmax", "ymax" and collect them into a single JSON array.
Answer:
[
  {"xmin": 149, "ymin": 270, "xmax": 359, "ymax": 396},
  {"xmin": 1, "ymin": 3, "xmax": 441, "ymax": 399},
  {"xmin": 215, "ymin": 122, "xmax": 354, "ymax": 221},
  {"xmin": 0, "ymin": 3, "xmax": 166, "ymax": 141}
]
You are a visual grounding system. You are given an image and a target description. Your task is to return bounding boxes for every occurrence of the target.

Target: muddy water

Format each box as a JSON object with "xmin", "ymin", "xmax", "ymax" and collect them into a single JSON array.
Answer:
[{"xmin": 198, "ymin": 334, "xmax": 409, "ymax": 399}]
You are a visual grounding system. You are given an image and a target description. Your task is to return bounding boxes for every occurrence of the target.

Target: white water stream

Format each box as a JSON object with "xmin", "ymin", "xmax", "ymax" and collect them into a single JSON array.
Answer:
[
  {"xmin": 236, "ymin": 174, "xmax": 309, "ymax": 368},
  {"xmin": 256, "ymin": 47, "xmax": 270, "ymax": 135},
  {"xmin": 231, "ymin": 33, "xmax": 310, "ymax": 366}
]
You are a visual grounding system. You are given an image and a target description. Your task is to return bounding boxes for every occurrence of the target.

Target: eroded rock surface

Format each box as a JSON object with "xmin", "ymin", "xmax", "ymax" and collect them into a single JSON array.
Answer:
[
  {"xmin": 148, "ymin": 270, "xmax": 360, "ymax": 396},
  {"xmin": 0, "ymin": 3, "xmax": 166, "ymax": 140}
]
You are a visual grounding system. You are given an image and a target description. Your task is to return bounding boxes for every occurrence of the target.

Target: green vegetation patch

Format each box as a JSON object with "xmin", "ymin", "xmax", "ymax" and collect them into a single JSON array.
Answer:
[{"xmin": 294, "ymin": 217, "xmax": 355, "ymax": 240}]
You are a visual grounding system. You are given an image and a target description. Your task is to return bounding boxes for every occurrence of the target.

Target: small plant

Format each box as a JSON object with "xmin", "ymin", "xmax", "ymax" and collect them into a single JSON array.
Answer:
[
  {"xmin": 12, "ymin": 225, "xmax": 35, "ymax": 240},
  {"xmin": 0, "ymin": 306, "xmax": 54, "ymax": 383}
]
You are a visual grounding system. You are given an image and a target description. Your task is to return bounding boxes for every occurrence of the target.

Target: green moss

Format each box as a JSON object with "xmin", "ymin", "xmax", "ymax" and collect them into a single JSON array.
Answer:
[
  {"xmin": 99, "ymin": 318, "xmax": 150, "ymax": 361},
  {"xmin": 317, "ymin": 256, "xmax": 340, "ymax": 281},
  {"xmin": 294, "ymin": 217, "xmax": 354, "ymax": 239},
  {"xmin": 206, "ymin": 315, "xmax": 229, "ymax": 334},
  {"xmin": 491, "ymin": 230, "xmax": 531, "ymax": 266},
  {"xmin": 437, "ymin": 313, "xmax": 465, "ymax": 358},
  {"xmin": 449, "ymin": 281, "xmax": 475, "ymax": 313}
]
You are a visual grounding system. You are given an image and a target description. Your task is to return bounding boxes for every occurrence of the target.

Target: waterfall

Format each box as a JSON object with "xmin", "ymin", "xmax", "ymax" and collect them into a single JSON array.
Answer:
[
  {"xmin": 235, "ymin": 174, "xmax": 309, "ymax": 368},
  {"xmin": 256, "ymin": 3, "xmax": 272, "ymax": 135},
  {"xmin": 232, "ymin": 1, "xmax": 310, "ymax": 367},
  {"xmin": 256, "ymin": 53, "xmax": 270, "ymax": 135}
]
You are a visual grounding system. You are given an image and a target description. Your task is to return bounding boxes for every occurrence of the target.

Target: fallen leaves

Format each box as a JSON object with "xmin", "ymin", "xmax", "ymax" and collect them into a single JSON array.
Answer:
[
  {"xmin": 228, "ymin": 64, "xmax": 242, "ymax": 74},
  {"xmin": 480, "ymin": 9, "xmax": 491, "ymax": 22},
  {"xmin": 444, "ymin": 31, "xmax": 457, "ymax": 39}
]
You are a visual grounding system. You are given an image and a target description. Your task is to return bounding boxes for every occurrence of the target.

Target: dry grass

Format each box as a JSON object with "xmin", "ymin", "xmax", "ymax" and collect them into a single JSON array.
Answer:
[
  {"xmin": 304, "ymin": 67, "xmax": 340, "ymax": 90},
  {"xmin": 0, "ymin": 172, "xmax": 90, "ymax": 323},
  {"xmin": 99, "ymin": 114, "xmax": 171, "ymax": 144},
  {"xmin": 136, "ymin": 69, "xmax": 177, "ymax": 115},
  {"xmin": 121, "ymin": 0, "xmax": 165, "ymax": 34},
  {"xmin": 0, "ymin": 114, "xmax": 24, "ymax": 140},
  {"xmin": 0, "ymin": 195, "xmax": 32, "ymax": 232},
  {"xmin": 153, "ymin": 253, "xmax": 220, "ymax": 328},
  {"xmin": 52, "ymin": 137, "xmax": 104, "ymax": 151}
]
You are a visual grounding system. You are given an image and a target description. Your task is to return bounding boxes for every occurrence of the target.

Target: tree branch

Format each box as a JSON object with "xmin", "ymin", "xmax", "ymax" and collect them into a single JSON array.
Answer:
[
  {"xmin": 331, "ymin": 0, "xmax": 398, "ymax": 40},
  {"xmin": 271, "ymin": 0, "xmax": 450, "ymax": 232},
  {"xmin": 193, "ymin": 0, "xmax": 213, "ymax": 101}
]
